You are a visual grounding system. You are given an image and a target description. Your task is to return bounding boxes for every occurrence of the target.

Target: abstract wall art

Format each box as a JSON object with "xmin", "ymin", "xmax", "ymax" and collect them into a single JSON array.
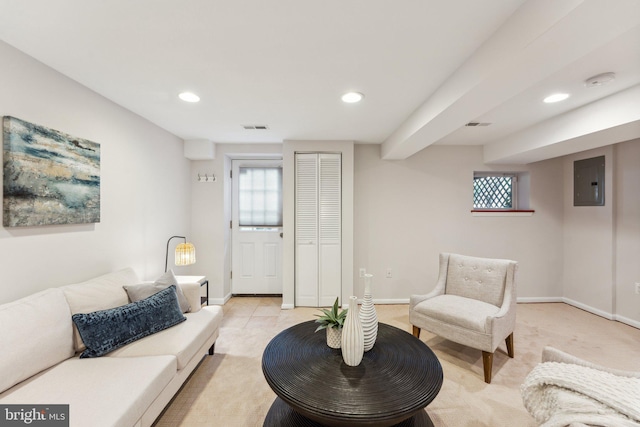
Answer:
[{"xmin": 3, "ymin": 116, "xmax": 100, "ymax": 227}]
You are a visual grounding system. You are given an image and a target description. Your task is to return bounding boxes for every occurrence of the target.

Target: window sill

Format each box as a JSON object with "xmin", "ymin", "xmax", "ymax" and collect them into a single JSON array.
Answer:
[{"xmin": 471, "ymin": 210, "xmax": 535, "ymax": 217}]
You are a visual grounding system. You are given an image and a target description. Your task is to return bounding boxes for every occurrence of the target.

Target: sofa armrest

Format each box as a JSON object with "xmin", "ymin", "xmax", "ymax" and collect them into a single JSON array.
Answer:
[{"xmin": 178, "ymin": 282, "xmax": 202, "ymax": 313}]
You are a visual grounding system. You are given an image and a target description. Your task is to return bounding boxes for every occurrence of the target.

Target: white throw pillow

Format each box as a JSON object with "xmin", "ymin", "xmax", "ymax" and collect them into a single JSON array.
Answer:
[
  {"xmin": 62, "ymin": 268, "xmax": 137, "ymax": 352},
  {"xmin": 123, "ymin": 270, "xmax": 191, "ymax": 313}
]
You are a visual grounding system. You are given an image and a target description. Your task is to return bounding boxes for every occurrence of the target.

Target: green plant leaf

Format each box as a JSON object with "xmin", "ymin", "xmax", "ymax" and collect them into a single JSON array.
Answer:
[{"xmin": 313, "ymin": 297, "xmax": 347, "ymax": 332}]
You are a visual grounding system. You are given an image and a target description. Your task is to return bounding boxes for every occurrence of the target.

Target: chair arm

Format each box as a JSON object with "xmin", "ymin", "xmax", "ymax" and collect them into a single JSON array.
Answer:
[
  {"xmin": 409, "ymin": 287, "xmax": 443, "ymax": 310},
  {"xmin": 542, "ymin": 346, "xmax": 640, "ymax": 378},
  {"xmin": 485, "ymin": 304, "xmax": 516, "ymax": 340},
  {"xmin": 178, "ymin": 282, "xmax": 202, "ymax": 313},
  {"xmin": 410, "ymin": 253, "xmax": 449, "ymax": 310},
  {"xmin": 485, "ymin": 260, "xmax": 518, "ymax": 336}
]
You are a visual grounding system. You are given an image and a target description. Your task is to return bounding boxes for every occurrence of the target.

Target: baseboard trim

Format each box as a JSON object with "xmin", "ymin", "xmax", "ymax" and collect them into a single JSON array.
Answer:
[
  {"xmin": 562, "ymin": 298, "xmax": 640, "ymax": 329},
  {"xmin": 562, "ymin": 297, "xmax": 614, "ymax": 320},
  {"xmin": 613, "ymin": 314, "xmax": 640, "ymax": 329},
  {"xmin": 211, "ymin": 294, "xmax": 639, "ymax": 329},
  {"xmin": 517, "ymin": 297, "xmax": 563, "ymax": 303},
  {"xmin": 208, "ymin": 293, "xmax": 232, "ymax": 305}
]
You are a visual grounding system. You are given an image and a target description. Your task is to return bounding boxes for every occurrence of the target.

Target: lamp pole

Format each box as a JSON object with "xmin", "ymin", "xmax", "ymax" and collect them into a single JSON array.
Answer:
[{"xmin": 165, "ymin": 235, "xmax": 186, "ymax": 272}]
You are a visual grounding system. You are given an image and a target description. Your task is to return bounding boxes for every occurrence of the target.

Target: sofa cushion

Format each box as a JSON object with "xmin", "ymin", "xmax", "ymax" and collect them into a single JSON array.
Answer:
[
  {"xmin": 62, "ymin": 268, "xmax": 139, "ymax": 352},
  {"xmin": 0, "ymin": 355, "xmax": 176, "ymax": 427},
  {"xmin": 108, "ymin": 305, "xmax": 223, "ymax": 370},
  {"xmin": 414, "ymin": 294, "xmax": 500, "ymax": 333},
  {"xmin": 0, "ymin": 288, "xmax": 75, "ymax": 394},
  {"xmin": 72, "ymin": 286, "xmax": 186, "ymax": 358},
  {"xmin": 124, "ymin": 270, "xmax": 191, "ymax": 313}
]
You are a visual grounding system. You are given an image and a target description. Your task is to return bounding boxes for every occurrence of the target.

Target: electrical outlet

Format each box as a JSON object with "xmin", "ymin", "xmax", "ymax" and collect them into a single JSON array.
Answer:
[
  {"xmin": 386, "ymin": 268, "xmax": 392, "ymax": 278},
  {"xmin": 635, "ymin": 282, "xmax": 640, "ymax": 295},
  {"xmin": 359, "ymin": 268, "xmax": 366, "ymax": 278}
]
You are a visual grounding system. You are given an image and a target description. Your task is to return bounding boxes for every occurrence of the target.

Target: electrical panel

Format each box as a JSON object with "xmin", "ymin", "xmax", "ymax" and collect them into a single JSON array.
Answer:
[{"xmin": 574, "ymin": 156, "xmax": 605, "ymax": 206}]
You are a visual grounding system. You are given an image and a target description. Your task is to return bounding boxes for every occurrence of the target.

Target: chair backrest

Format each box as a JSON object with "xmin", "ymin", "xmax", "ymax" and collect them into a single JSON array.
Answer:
[{"xmin": 444, "ymin": 253, "xmax": 515, "ymax": 307}]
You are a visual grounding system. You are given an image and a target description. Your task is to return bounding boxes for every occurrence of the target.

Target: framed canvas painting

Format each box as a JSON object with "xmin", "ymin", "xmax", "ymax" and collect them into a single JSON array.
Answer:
[{"xmin": 3, "ymin": 116, "xmax": 100, "ymax": 226}]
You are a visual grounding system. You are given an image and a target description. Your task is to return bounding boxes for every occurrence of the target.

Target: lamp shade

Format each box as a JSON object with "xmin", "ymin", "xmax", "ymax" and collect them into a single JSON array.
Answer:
[
  {"xmin": 165, "ymin": 235, "xmax": 196, "ymax": 272},
  {"xmin": 175, "ymin": 242, "xmax": 196, "ymax": 266}
]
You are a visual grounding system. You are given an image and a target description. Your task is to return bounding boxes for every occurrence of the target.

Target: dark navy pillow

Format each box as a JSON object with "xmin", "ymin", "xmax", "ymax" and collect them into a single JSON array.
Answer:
[{"xmin": 72, "ymin": 285, "xmax": 186, "ymax": 358}]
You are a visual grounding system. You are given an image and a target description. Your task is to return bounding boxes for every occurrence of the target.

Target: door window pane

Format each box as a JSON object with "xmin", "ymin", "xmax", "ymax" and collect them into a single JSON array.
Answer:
[{"xmin": 239, "ymin": 167, "xmax": 283, "ymax": 227}]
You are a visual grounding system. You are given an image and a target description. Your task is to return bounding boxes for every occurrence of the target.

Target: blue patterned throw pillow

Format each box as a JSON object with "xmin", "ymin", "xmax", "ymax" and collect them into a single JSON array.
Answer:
[{"xmin": 72, "ymin": 285, "xmax": 186, "ymax": 358}]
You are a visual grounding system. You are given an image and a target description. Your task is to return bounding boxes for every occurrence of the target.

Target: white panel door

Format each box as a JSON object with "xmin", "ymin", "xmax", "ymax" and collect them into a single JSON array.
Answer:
[
  {"xmin": 294, "ymin": 154, "xmax": 319, "ymax": 306},
  {"xmin": 318, "ymin": 153, "xmax": 341, "ymax": 306},
  {"xmin": 231, "ymin": 160, "xmax": 283, "ymax": 294},
  {"xmin": 295, "ymin": 153, "xmax": 341, "ymax": 307}
]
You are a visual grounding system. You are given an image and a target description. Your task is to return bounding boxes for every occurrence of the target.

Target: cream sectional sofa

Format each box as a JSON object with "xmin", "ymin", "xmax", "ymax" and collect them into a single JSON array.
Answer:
[{"xmin": 0, "ymin": 268, "xmax": 223, "ymax": 427}]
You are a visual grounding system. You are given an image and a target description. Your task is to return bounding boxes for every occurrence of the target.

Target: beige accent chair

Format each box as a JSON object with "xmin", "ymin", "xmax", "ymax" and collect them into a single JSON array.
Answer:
[{"xmin": 410, "ymin": 253, "xmax": 518, "ymax": 383}]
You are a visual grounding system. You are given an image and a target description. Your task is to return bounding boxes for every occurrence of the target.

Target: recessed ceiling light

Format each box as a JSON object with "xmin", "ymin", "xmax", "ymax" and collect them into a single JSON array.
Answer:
[
  {"xmin": 178, "ymin": 92, "xmax": 200, "ymax": 103},
  {"xmin": 341, "ymin": 92, "xmax": 364, "ymax": 103},
  {"xmin": 543, "ymin": 93, "xmax": 569, "ymax": 103}
]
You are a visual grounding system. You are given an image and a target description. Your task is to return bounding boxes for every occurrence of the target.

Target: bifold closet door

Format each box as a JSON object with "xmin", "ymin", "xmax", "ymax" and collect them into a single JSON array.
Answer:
[{"xmin": 295, "ymin": 153, "xmax": 341, "ymax": 307}]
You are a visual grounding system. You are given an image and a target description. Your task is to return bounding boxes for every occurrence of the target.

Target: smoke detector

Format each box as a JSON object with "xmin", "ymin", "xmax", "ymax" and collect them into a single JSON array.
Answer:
[{"xmin": 585, "ymin": 72, "xmax": 616, "ymax": 88}]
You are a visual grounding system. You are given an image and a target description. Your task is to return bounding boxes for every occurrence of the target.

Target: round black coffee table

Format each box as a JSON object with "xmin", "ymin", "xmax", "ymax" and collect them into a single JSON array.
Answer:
[{"xmin": 262, "ymin": 321, "xmax": 443, "ymax": 427}]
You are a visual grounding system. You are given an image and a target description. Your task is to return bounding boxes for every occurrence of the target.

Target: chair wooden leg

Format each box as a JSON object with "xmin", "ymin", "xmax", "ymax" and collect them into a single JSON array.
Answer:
[
  {"xmin": 505, "ymin": 333, "xmax": 514, "ymax": 358},
  {"xmin": 482, "ymin": 351, "xmax": 493, "ymax": 384},
  {"xmin": 412, "ymin": 325, "xmax": 421, "ymax": 338}
]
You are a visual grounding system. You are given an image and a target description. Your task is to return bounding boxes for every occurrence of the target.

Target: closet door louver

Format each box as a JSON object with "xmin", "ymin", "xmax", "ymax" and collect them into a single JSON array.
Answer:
[
  {"xmin": 318, "ymin": 154, "xmax": 341, "ymax": 306},
  {"xmin": 294, "ymin": 153, "xmax": 341, "ymax": 307},
  {"xmin": 295, "ymin": 154, "xmax": 319, "ymax": 306}
]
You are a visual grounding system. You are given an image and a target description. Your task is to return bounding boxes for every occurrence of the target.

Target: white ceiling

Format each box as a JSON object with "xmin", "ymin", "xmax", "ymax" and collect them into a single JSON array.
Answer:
[{"xmin": 1, "ymin": 0, "xmax": 639, "ymax": 163}]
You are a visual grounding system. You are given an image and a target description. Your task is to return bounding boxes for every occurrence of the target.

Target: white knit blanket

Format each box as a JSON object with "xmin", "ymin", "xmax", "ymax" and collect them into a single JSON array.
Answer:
[{"xmin": 521, "ymin": 362, "xmax": 640, "ymax": 427}]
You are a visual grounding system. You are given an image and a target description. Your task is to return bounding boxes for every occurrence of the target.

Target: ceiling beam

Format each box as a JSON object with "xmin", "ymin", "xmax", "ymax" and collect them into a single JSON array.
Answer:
[
  {"xmin": 381, "ymin": 0, "xmax": 640, "ymax": 160},
  {"xmin": 483, "ymin": 84, "xmax": 640, "ymax": 164}
]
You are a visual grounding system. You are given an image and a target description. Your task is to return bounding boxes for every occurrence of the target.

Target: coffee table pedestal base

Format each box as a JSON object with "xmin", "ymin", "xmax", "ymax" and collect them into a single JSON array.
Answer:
[{"xmin": 263, "ymin": 397, "xmax": 435, "ymax": 427}]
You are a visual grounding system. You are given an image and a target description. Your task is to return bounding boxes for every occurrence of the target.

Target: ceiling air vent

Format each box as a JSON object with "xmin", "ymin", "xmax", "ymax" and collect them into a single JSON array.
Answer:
[
  {"xmin": 242, "ymin": 125, "xmax": 269, "ymax": 130},
  {"xmin": 465, "ymin": 122, "xmax": 491, "ymax": 127}
]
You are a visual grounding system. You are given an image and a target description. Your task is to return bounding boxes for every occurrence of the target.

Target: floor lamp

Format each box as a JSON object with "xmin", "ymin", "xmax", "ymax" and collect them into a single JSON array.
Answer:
[{"xmin": 165, "ymin": 235, "xmax": 196, "ymax": 272}]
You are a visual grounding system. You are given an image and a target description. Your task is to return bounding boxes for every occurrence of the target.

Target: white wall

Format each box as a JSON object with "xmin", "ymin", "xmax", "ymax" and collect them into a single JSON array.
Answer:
[
  {"xmin": 353, "ymin": 144, "xmax": 565, "ymax": 302},
  {"xmin": 562, "ymin": 146, "xmax": 614, "ymax": 317},
  {"xmin": 190, "ymin": 143, "xmax": 283, "ymax": 304},
  {"xmin": 0, "ymin": 41, "xmax": 191, "ymax": 304},
  {"xmin": 190, "ymin": 140, "xmax": 354, "ymax": 308},
  {"xmin": 560, "ymin": 141, "xmax": 640, "ymax": 327},
  {"xmin": 614, "ymin": 139, "xmax": 640, "ymax": 325}
]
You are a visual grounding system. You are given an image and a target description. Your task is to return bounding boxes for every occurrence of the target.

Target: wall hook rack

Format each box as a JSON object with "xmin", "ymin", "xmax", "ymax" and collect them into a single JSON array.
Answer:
[{"xmin": 198, "ymin": 173, "xmax": 216, "ymax": 183}]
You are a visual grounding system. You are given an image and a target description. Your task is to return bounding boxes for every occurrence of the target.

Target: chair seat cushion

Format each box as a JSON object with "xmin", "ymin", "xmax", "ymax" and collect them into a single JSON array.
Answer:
[{"xmin": 414, "ymin": 294, "xmax": 500, "ymax": 333}]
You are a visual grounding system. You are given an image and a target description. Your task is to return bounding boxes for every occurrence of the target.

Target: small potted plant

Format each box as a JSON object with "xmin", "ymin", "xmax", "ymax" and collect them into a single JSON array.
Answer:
[{"xmin": 315, "ymin": 297, "xmax": 348, "ymax": 349}]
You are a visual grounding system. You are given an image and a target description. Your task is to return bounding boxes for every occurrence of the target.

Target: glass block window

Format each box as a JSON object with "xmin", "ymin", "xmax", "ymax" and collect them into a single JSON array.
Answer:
[
  {"xmin": 473, "ymin": 174, "xmax": 515, "ymax": 209},
  {"xmin": 238, "ymin": 167, "xmax": 283, "ymax": 227}
]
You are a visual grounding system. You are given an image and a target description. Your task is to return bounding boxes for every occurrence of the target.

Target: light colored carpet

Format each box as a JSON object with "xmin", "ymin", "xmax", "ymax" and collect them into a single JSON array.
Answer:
[{"xmin": 153, "ymin": 299, "xmax": 640, "ymax": 427}]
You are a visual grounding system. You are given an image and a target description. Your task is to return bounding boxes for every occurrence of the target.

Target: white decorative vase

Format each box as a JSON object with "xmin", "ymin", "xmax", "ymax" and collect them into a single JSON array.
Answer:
[
  {"xmin": 341, "ymin": 296, "xmax": 364, "ymax": 366},
  {"xmin": 359, "ymin": 274, "xmax": 378, "ymax": 352},
  {"xmin": 326, "ymin": 326, "xmax": 342, "ymax": 349}
]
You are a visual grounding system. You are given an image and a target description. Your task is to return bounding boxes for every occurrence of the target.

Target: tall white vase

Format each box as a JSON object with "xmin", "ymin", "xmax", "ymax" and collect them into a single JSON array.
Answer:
[
  {"xmin": 341, "ymin": 296, "xmax": 364, "ymax": 366},
  {"xmin": 359, "ymin": 274, "xmax": 378, "ymax": 352}
]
